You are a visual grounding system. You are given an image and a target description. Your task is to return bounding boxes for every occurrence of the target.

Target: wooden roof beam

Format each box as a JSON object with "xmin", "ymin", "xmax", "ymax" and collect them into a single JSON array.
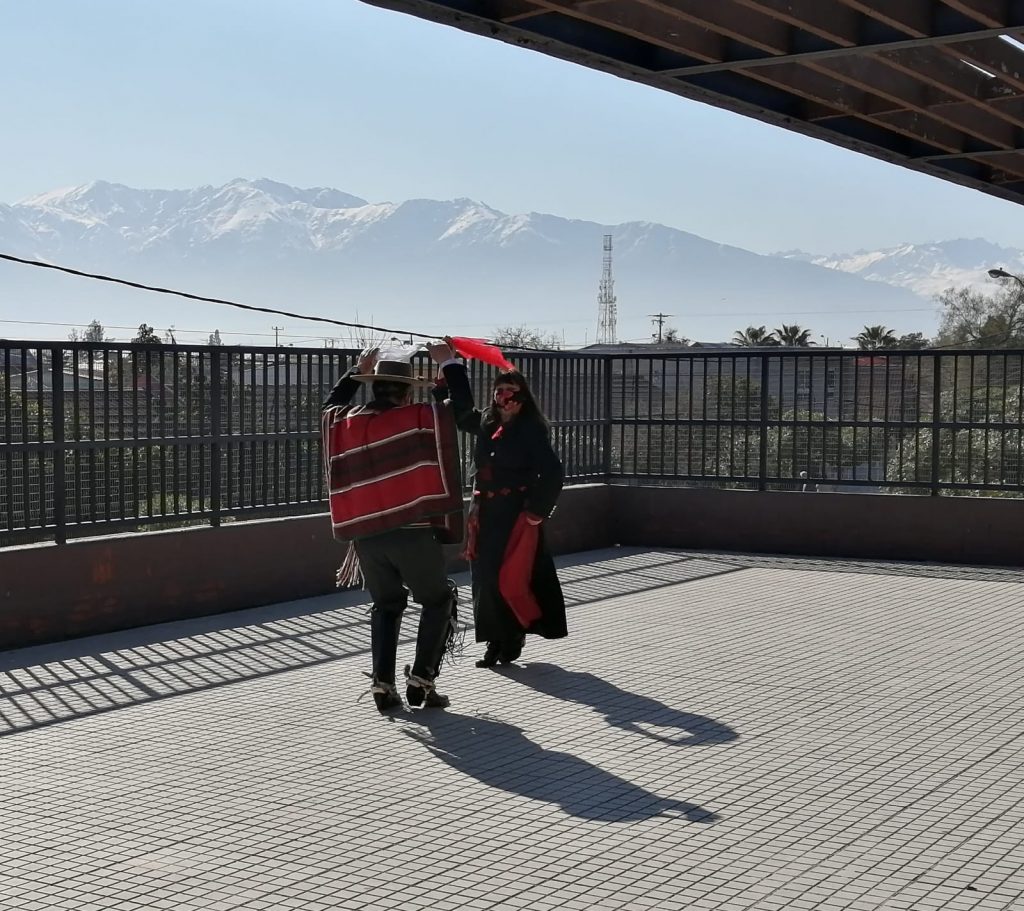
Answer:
[
  {"xmin": 729, "ymin": 0, "xmax": 860, "ymax": 46},
  {"xmin": 687, "ymin": 63, "xmax": 978, "ymax": 156},
  {"xmin": 512, "ymin": 0, "xmax": 724, "ymax": 61},
  {"xmin": 941, "ymin": 1, "xmax": 1006, "ymax": 29},
  {"xmin": 947, "ymin": 36, "xmax": 1024, "ymax": 93},
  {"xmin": 835, "ymin": 0, "xmax": 933, "ymax": 36},
  {"xmin": 660, "ymin": 26, "xmax": 1024, "ymax": 77},
  {"xmin": 876, "ymin": 46, "xmax": 1024, "ymax": 136},
  {"xmin": 808, "ymin": 53, "xmax": 1021, "ymax": 146}
]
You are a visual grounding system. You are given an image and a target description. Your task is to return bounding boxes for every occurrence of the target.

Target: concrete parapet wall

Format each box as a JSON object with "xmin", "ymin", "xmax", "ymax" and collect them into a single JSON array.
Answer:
[
  {"xmin": 0, "ymin": 484, "xmax": 612, "ymax": 650},
  {"xmin": 3, "ymin": 483, "xmax": 1020, "ymax": 650},
  {"xmin": 611, "ymin": 486, "xmax": 1024, "ymax": 566}
]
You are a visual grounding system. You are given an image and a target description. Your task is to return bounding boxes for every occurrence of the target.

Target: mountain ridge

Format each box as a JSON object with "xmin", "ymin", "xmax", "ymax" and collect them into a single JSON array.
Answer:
[{"xmin": 2, "ymin": 177, "xmax": 1002, "ymax": 345}]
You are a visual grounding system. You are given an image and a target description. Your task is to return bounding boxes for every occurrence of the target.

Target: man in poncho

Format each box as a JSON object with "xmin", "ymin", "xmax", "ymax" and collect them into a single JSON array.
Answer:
[{"xmin": 322, "ymin": 343, "xmax": 463, "ymax": 713}]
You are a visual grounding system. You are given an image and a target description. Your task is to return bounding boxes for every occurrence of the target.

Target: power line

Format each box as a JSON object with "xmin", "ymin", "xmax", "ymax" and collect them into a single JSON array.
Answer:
[
  {"xmin": 0, "ymin": 317, "xmax": 361, "ymax": 344},
  {"xmin": 1, "ymin": 249, "xmax": 997, "ymax": 352},
  {"xmin": 0, "ymin": 252, "xmax": 437, "ymax": 340},
  {"xmin": 0, "ymin": 251, "xmax": 573, "ymax": 352}
]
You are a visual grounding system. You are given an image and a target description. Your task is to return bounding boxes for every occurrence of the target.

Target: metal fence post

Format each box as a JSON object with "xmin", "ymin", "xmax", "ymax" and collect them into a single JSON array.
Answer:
[
  {"xmin": 602, "ymin": 355, "xmax": 614, "ymax": 481},
  {"xmin": 931, "ymin": 352, "xmax": 942, "ymax": 496},
  {"xmin": 758, "ymin": 355, "xmax": 770, "ymax": 491},
  {"xmin": 210, "ymin": 348, "xmax": 222, "ymax": 526},
  {"xmin": 51, "ymin": 345, "xmax": 66, "ymax": 544}
]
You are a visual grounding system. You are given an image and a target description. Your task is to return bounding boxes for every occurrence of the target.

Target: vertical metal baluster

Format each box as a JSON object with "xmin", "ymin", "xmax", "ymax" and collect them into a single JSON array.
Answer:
[
  {"xmin": 200, "ymin": 350, "xmax": 209, "ymax": 517},
  {"xmin": 210, "ymin": 347, "xmax": 221, "ymax": 527},
  {"xmin": 262, "ymin": 351, "xmax": 269, "ymax": 507},
  {"xmin": 807, "ymin": 354, "xmax": 815, "ymax": 484},
  {"xmin": 145, "ymin": 349, "xmax": 154, "ymax": 517},
  {"xmin": 115, "ymin": 350, "xmax": 123, "ymax": 520},
  {"xmin": 51, "ymin": 347, "xmax": 65, "ymax": 543},
  {"xmin": 1000, "ymin": 353, "xmax": 1008, "ymax": 488},
  {"xmin": 19, "ymin": 349, "xmax": 28, "ymax": 528},
  {"xmin": 757, "ymin": 356, "xmax": 768, "ymax": 491},
  {"xmin": 185, "ymin": 351, "xmax": 193, "ymax": 515},
  {"xmin": 226, "ymin": 348, "xmax": 234, "ymax": 514},
  {"xmin": 70, "ymin": 347, "xmax": 81, "ymax": 530},
  {"xmin": 35, "ymin": 349, "xmax": 45, "ymax": 529},
  {"xmin": 951, "ymin": 356, "xmax": 961, "ymax": 488},
  {"xmin": 931, "ymin": 355, "xmax": 943, "ymax": 496},
  {"xmin": 4, "ymin": 348, "xmax": 14, "ymax": 534}
]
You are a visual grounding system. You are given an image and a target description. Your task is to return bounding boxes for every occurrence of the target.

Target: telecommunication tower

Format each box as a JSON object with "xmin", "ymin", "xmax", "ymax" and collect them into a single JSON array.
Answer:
[{"xmin": 597, "ymin": 234, "xmax": 617, "ymax": 345}]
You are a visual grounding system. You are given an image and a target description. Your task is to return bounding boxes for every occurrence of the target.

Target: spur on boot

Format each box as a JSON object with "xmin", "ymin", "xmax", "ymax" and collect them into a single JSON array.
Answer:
[
  {"xmin": 404, "ymin": 665, "xmax": 450, "ymax": 708},
  {"xmin": 370, "ymin": 678, "xmax": 402, "ymax": 713},
  {"xmin": 475, "ymin": 642, "xmax": 500, "ymax": 668}
]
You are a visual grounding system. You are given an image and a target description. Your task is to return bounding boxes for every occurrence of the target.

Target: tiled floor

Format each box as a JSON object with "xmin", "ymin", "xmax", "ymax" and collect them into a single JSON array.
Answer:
[{"xmin": 2, "ymin": 548, "xmax": 1022, "ymax": 910}]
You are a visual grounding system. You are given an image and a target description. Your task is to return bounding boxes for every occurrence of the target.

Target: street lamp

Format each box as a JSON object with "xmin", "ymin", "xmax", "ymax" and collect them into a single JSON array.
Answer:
[{"xmin": 987, "ymin": 267, "xmax": 1024, "ymax": 289}]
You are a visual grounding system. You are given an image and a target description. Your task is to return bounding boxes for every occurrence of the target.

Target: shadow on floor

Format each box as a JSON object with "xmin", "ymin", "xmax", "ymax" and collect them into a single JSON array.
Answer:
[
  {"xmin": 0, "ymin": 551, "xmax": 746, "ymax": 737},
  {"xmin": 398, "ymin": 709, "xmax": 718, "ymax": 824},
  {"xmin": 499, "ymin": 662, "xmax": 739, "ymax": 746}
]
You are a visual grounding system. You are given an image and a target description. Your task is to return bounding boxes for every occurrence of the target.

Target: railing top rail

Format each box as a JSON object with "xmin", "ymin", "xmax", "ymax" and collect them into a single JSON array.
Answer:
[{"xmin": 6, "ymin": 340, "xmax": 1024, "ymax": 359}]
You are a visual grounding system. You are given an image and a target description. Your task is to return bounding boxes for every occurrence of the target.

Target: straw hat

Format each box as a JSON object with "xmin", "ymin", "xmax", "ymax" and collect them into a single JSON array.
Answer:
[{"xmin": 352, "ymin": 359, "xmax": 433, "ymax": 387}]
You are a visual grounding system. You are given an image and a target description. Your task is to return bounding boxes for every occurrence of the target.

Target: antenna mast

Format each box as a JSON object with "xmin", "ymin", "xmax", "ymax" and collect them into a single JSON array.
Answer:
[{"xmin": 597, "ymin": 234, "xmax": 617, "ymax": 344}]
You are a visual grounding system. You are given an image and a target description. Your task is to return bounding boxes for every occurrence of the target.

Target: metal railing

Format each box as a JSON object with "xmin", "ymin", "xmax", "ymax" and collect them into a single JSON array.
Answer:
[
  {"xmin": 606, "ymin": 349, "xmax": 1024, "ymax": 495},
  {"xmin": 2, "ymin": 342, "xmax": 1022, "ymax": 546},
  {"xmin": 0, "ymin": 342, "xmax": 607, "ymax": 546}
]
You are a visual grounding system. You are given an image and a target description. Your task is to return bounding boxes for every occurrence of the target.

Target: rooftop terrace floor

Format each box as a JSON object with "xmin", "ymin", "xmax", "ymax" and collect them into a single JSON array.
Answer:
[{"xmin": 2, "ymin": 548, "xmax": 1022, "ymax": 910}]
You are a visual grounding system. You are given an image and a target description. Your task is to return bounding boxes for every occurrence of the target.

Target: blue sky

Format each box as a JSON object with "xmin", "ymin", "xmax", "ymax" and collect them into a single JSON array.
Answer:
[{"xmin": 2, "ymin": 0, "xmax": 1022, "ymax": 257}]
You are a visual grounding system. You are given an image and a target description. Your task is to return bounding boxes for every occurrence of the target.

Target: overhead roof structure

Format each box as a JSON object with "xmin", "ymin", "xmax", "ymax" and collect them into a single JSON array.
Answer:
[{"xmin": 362, "ymin": 1, "xmax": 1024, "ymax": 206}]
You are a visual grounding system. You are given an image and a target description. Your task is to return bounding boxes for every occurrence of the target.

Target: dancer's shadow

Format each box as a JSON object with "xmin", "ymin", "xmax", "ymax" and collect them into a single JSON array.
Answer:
[
  {"xmin": 399, "ymin": 710, "xmax": 717, "ymax": 824},
  {"xmin": 500, "ymin": 663, "xmax": 739, "ymax": 746}
]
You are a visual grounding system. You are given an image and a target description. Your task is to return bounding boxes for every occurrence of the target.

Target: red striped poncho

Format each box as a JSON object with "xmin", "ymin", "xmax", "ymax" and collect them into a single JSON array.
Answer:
[{"xmin": 322, "ymin": 401, "xmax": 464, "ymax": 543}]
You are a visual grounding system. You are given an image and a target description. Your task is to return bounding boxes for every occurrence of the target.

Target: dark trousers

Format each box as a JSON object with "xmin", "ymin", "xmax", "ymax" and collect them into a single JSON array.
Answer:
[{"xmin": 354, "ymin": 527, "xmax": 454, "ymax": 684}]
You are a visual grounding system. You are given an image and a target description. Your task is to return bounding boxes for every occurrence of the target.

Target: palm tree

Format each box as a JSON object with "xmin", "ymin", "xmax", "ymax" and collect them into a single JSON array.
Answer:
[
  {"xmin": 775, "ymin": 324, "xmax": 814, "ymax": 347},
  {"xmin": 732, "ymin": 325, "xmax": 778, "ymax": 347},
  {"xmin": 853, "ymin": 325, "xmax": 898, "ymax": 350}
]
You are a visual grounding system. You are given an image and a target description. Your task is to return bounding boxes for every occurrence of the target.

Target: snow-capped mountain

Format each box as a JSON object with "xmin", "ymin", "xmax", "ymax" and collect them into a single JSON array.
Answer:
[
  {"xmin": 1, "ymin": 179, "xmax": 939, "ymax": 345},
  {"xmin": 777, "ymin": 239, "xmax": 1024, "ymax": 299}
]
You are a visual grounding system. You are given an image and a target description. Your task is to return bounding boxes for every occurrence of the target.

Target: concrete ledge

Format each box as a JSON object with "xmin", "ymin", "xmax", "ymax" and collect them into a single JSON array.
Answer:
[
  {"xmin": 6, "ymin": 481, "xmax": 1019, "ymax": 651},
  {"xmin": 0, "ymin": 484, "xmax": 612, "ymax": 650},
  {"xmin": 612, "ymin": 485, "xmax": 1024, "ymax": 567}
]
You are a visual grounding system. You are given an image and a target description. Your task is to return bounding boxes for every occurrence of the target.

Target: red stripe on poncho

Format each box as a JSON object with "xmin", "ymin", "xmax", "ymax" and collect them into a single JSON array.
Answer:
[{"xmin": 322, "ymin": 401, "xmax": 464, "ymax": 543}]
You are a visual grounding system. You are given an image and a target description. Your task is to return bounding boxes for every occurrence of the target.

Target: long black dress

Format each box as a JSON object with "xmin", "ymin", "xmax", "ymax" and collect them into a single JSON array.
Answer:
[{"xmin": 443, "ymin": 363, "xmax": 568, "ymax": 652}]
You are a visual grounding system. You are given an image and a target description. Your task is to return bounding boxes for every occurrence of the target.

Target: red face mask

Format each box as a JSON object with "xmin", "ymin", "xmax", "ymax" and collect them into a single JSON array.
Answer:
[{"xmin": 494, "ymin": 384, "xmax": 523, "ymax": 415}]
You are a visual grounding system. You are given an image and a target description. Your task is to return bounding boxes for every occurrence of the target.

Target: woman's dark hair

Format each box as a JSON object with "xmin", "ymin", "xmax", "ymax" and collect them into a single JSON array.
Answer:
[{"xmin": 482, "ymin": 370, "xmax": 549, "ymax": 430}]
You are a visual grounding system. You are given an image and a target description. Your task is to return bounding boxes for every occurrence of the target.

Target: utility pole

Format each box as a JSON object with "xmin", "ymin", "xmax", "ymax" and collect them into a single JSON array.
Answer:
[
  {"xmin": 272, "ymin": 326, "xmax": 283, "ymax": 347},
  {"xmin": 649, "ymin": 312, "xmax": 673, "ymax": 343}
]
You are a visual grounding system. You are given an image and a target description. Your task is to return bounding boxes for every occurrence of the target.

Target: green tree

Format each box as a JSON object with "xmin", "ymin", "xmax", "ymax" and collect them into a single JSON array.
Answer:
[
  {"xmin": 936, "ymin": 284, "xmax": 1024, "ymax": 347},
  {"xmin": 895, "ymin": 332, "xmax": 929, "ymax": 349},
  {"xmin": 66, "ymin": 319, "xmax": 111, "ymax": 369},
  {"xmin": 83, "ymin": 319, "xmax": 109, "ymax": 342},
  {"xmin": 853, "ymin": 325, "xmax": 898, "ymax": 350},
  {"xmin": 885, "ymin": 375, "xmax": 1022, "ymax": 495},
  {"xmin": 732, "ymin": 325, "xmax": 778, "ymax": 347},
  {"xmin": 208, "ymin": 330, "xmax": 224, "ymax": 346},
  {"xmin": 775, "ymin": 324, "xmax": 813, "ymax": 347},
  {"xmin": 132, "ymin": 324, "xmax": 161, "ymax": 344}
]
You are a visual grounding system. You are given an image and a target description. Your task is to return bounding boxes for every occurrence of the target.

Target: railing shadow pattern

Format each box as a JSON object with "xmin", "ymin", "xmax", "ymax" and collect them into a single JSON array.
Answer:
[{"xmin": 0, "ymin": 549, "xmax": 736, "ymax": 738}]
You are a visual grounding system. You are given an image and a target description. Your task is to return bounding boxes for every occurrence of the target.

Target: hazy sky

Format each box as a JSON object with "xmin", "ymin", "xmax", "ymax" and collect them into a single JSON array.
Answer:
[{"xmin": 3, "ymin": 0, "xmax": 1023, "ymax": 257}]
